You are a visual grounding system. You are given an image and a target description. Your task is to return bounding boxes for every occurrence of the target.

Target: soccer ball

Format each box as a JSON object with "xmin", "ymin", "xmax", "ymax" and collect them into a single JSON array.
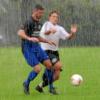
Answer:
[{"xmin": 70, "ymin": 74, "xmax": 83, "ymax": 86}]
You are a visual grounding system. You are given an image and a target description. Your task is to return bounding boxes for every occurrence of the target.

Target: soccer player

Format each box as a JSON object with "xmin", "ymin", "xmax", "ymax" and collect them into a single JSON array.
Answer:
[
  {"xmin": 36, "ymin": 10, "xmax": 77, "ymax": 93},
  {"xmin": 18, "ymin": 5, "xmax": 57, "ymax": 95}
]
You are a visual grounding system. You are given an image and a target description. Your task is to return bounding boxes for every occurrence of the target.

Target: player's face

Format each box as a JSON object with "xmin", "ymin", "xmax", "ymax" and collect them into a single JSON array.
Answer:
[
  {"xmin": 33, "ymin": 9, "xmax": 44, "ymax": 21},
  {"xmin": 49, "ymin": 13, "xmax": 59, "ymax": 25}
]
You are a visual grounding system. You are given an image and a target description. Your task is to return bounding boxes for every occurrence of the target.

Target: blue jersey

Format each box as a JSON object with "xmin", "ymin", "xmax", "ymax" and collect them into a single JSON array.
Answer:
[
  {"xmin": 20, "ymin": 17, "xmax": 49, "ymax": 67},
  {"xmin": 21, "ymin": 16, "xmax": 42, "ymax": 48}
]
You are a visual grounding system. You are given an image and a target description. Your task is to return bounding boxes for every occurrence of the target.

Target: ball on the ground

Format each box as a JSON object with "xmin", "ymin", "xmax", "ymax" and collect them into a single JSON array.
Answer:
[{"xmin": 70, "ymin": 74, "xmax": 83, "ymax": 86}]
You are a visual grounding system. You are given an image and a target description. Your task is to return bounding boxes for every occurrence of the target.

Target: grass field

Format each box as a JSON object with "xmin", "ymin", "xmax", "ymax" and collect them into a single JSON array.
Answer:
[{"xmin": 0, "ymin": 47, "xmax": 100, "ymax": 100}]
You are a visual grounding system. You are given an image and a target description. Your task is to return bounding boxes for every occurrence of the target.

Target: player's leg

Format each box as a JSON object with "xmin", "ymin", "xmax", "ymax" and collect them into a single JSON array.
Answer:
[
  {"xmin": 23, "ymin": 64, "xmax": 41, "ymax": 94},
  {"xmin": 22, "ymin": 48, "xmax": 41, "ymax": 95},
  {"xmin": 37, "ymin": 61, "xmax": 62, "ymax": 88},
  {"xmin": 42, "ymin": 59, "xmax": 58, "ymax": 94},
  {"xmin": 36, "ymin": 51, "xmax": 62, "ymax": 94},
  {"xmin": 36, "ymin": 47, "xmax": 57, "ymax": 94},
  {"xmin": 38, "ymin": 51, "xmax": 61, "ymax": 87},
  {"xmin": 53, "ymin": 61, "xmax": 62, "ymax": 81}
]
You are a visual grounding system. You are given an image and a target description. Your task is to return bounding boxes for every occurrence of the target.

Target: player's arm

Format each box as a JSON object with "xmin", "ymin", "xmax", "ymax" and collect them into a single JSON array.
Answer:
[
  {"xmin": 38, "ymin": 37, "xmax": 56, "ymax": 46},
  {"xmin": 17, "ymin": 29, "xmax": 55, "ymax": 45},
  {"xmin": 17, "ymin": 29, "xmax": 39, "ymax": 42},
  {"xmin": 67, "ymin": 24, "xmax": 77, "ymax": 40},
  {"xmin": 60, "ymin": 24, "xmax": 77, "ymax": 40},
  {"xmin": 44, "ymin": 28, "xmax": 56, "ymax": 35},
  {"xmin": 18, "ymin": 20, "xmax": 39, "ymax": 42}
]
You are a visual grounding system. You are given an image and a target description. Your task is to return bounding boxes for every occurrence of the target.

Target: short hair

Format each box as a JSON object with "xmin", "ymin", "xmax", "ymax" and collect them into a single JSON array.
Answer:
[
  {"xmin": 34, "ymin": 4, "xmax": 44, "ymax": 10},
  {"xmin": 49, "ymin": 10, "xmax": 59, "ymax": 17}
]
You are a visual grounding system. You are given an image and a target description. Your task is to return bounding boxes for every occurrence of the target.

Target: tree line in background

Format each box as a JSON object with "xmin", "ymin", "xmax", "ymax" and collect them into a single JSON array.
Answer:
[{"xmin": 0, "ymin": 0, "xmax": 100, "ymax": 46}]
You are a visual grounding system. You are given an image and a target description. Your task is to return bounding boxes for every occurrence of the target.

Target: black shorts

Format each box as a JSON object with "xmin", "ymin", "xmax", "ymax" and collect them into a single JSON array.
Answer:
[{"xmin": 45, "ymin": 50, "xmax": 60, "ymax": 65}]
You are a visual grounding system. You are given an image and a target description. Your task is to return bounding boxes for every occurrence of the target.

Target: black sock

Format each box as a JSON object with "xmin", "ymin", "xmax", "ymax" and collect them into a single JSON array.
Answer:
[{"xmin": 42, "ymin": 71, "xmax": 53, "ymax": 87}]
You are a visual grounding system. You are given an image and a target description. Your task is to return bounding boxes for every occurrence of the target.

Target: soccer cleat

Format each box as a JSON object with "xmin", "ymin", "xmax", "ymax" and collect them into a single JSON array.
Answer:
[
  {"xmin": 49, "ymin": 87, "xmax": 59, "ymax": 95},
  {"xmin": 35, "ymin": 85, "xmax": 44, "ymax": 93},
  {"xmin": 23, "ymin": 82, "xmax": 30, "ymax": 95}
]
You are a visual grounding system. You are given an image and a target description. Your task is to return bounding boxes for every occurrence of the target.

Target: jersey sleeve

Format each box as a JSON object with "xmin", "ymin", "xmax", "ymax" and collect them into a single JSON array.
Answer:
[
  {"xmin": 20, "ymin": 20, "xmax": 32, "ymax": 36},
  {"xmin": 59, "ymin": 26, "xmax": 70, "ymax": 40}
]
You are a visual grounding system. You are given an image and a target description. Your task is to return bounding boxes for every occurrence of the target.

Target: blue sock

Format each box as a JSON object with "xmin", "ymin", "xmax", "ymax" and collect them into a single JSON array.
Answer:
[
  {"xmin": 25, "ymin": 71, "xmax": 38, "ymax": 86},
  {"xmin": 45, "ymin": 69, "xmax": 54, "ymax": 90}
]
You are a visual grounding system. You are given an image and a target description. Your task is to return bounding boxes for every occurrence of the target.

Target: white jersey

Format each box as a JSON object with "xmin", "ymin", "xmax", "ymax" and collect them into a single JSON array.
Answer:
[{"xmin": 40, "ymin": 21, "xmax": 70, "ymax": 51}]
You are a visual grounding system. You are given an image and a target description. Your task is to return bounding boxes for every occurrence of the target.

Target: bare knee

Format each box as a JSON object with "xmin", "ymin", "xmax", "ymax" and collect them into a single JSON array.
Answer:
[
  {"xmin": 54, "ymin": 64, "xmax": 62, "ymax": 71},
  {"xmin": 43, "ymin": 59, "xmax": 52, "ymax": 69},
  {"xmin": 33, "ymin": 65, "xmax": 41, "ymax": 73},
  {"xmin": 55, "ymin": 65, "xmax": 62, "ymax": 71}
]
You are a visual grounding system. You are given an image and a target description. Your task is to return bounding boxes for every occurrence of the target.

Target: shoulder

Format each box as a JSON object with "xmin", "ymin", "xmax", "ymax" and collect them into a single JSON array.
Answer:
[
  {"xmin": 56, "ymin": 24, "xmax": 64, "ymax": 30},
  {"xmin": 59, "ymin": 25, "xmax": 67, "ymax": 33},
  {"xmin": 22, "ymin": 19, "xmax": 32, "ymax": 29},
  {"xmin": 27, "ymin": 17, "xmax": 34, "ymax": 25},
  {"xmin": 57, "ymin": 24, "xmax": 64, "ymax": 29},
  {"xmin": 20, "ymin": 17, "xmax": 33, "ymax": 30},
  {"xmin": 43, "ymin": 21, "xmax": 53, "ymax": 27}
]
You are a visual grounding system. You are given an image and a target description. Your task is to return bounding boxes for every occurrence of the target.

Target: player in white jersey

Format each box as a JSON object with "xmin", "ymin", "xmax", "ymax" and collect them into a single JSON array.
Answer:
[{"xmin": 36, "ymin": 10, "xmax": 77, "ymax": 93}]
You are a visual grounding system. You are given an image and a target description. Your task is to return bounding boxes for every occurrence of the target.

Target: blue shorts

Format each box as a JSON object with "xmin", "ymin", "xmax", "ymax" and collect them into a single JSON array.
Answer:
[{"xmin": 22, "ymin": 44, "xmax": 49, "ymax": 67}]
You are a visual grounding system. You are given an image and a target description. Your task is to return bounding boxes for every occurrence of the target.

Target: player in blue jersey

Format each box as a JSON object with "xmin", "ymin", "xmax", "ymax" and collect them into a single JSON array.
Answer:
[{"xmin": 18, "ymin": 5, "xmax": 57, "ymax": 95}]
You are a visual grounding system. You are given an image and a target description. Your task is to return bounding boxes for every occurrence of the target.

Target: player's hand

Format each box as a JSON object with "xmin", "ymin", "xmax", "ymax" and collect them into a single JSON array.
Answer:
[
  {"xmin": 50, "ymin": 28, "xmax": 56, "ymax": 34},
  {"xmin": 28, "ymin": 37, "xmax": 39, "ymax": 42},
  {"xmin": 70, "ymin": 24, "xmax": 77, "ymax": 33},
  {"xmin": 47, "ymin": 41, "xmax": 56, "ymax": 46}
]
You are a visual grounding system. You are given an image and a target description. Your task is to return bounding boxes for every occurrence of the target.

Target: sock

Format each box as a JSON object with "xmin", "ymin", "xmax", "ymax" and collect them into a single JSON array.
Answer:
[
  {"xmin": 42, "ymin": 70, "xmax": 49, "ymax": 87},
  {"xmin": 38, "ymin": 80, "xmax": 48, "ymax": 88},
  {"xmin": 25, "ymin": 71, "xmax": 38, "ymax": 86},
  {"xmin": 45, "ymin": 69, "xmax": 54, "ymax": 90},
  {"xmin": 39, "ymin": 69, "xmax": 54, "ymax": 88},
  {"xmin": 38, "ymin": 73, "xmax": 48, "ymax": 88}
]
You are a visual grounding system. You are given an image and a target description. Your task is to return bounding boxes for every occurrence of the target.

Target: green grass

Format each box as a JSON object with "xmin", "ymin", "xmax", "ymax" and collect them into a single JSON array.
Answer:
[{"xmin": 0, "ymin": 47, "xmax": 100, "ymax": 100}]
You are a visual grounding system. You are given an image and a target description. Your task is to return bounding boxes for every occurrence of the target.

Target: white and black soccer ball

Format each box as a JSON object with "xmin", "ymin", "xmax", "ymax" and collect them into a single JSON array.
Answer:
[{"xmin": 70, "ymin": 74, "xmax": 83, "ymax": 86}]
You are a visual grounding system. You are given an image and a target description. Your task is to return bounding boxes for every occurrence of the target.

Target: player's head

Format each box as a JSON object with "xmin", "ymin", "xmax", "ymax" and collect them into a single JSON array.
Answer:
[
  {"xmin": 32, "ymin": 4, "xmax": 44, "ymax": 21},
  {"xmin": 49, "ymin": 10, "xmax": 59, "ymax": 25}
]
